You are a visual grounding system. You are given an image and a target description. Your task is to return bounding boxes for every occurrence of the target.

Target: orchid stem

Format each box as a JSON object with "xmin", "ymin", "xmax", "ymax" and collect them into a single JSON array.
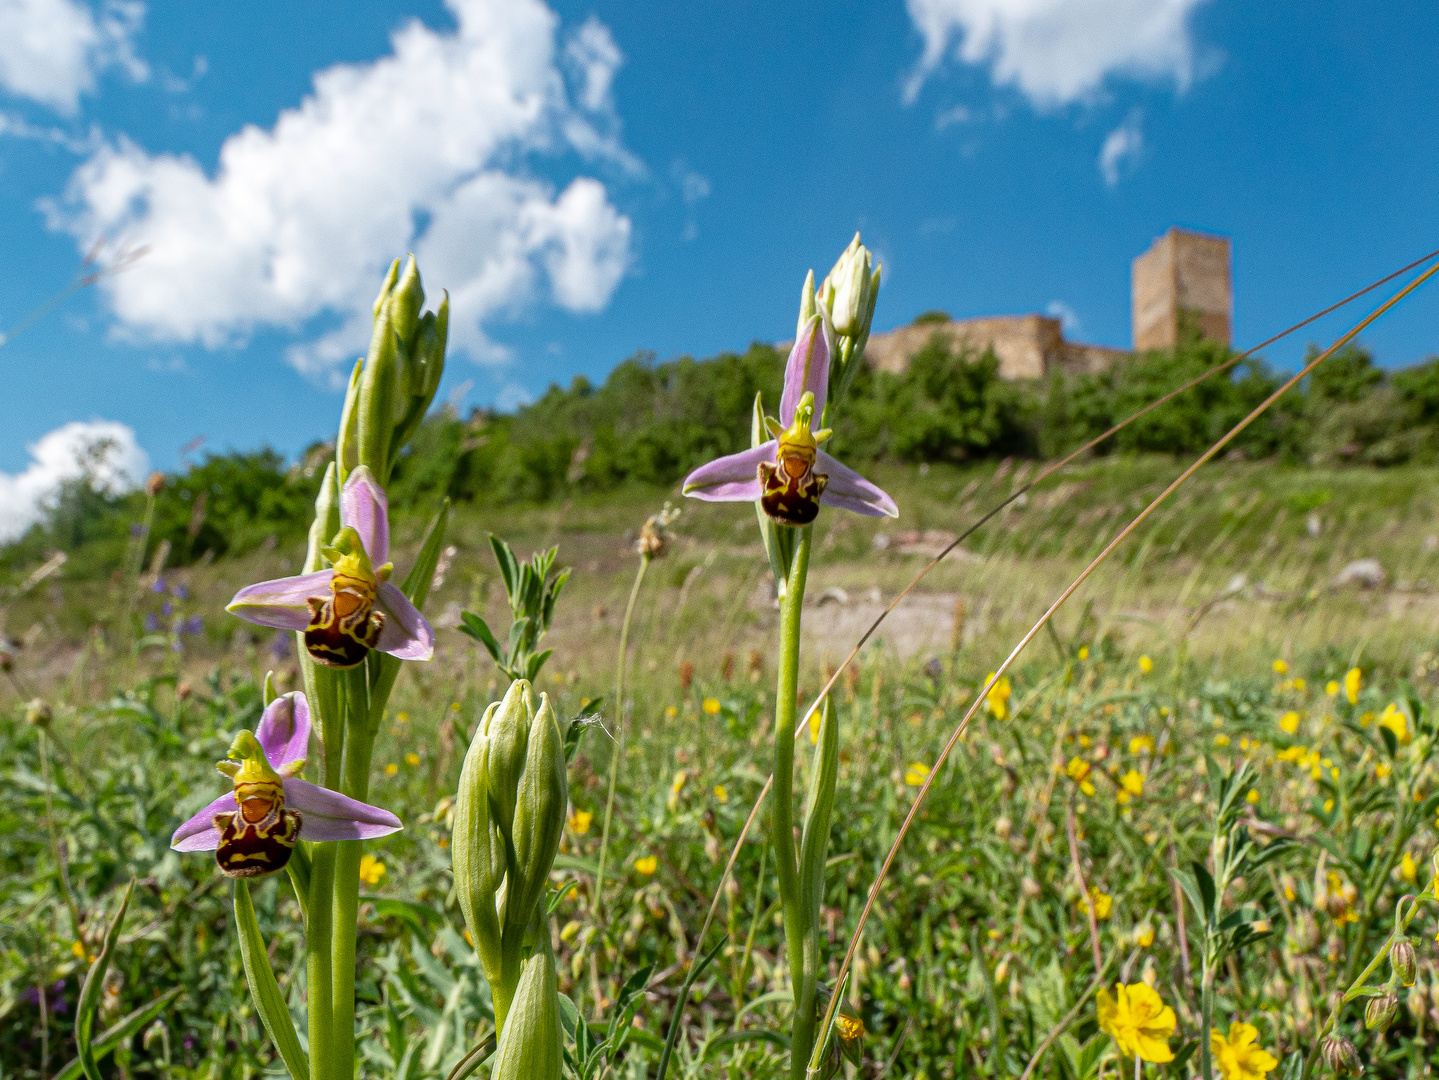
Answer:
[
  {"xmin": 593, "ymin": 553, "xmax": 650, "ymax": 929},
  {"xmin": 331, "ymin": 665, "xmax": 372, "ymax": 1080},
  {"xmin": 304, "ymin": 660, "xmax": 342, "ymax": 1080},
  {"xmin": 771, "ymin": 525, "xmax": 813, "ymax": 1080}
]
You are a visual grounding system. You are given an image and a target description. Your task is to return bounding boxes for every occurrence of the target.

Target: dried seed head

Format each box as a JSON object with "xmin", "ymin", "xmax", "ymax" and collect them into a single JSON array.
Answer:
[
  {"xmin": 25, "ymin": 699, "xmax": 52, "ymax": 728},
  {"xmin": 146, "ymin": 471, "xmax": 166, "ymax": 497},
  {"xmin": 1366, "ymin": 991, "xmax": 1399, "ymax": 1032},
  {"xmin": 1391, "ymin": 939, "xmax": 1418, "ymax": 987}
]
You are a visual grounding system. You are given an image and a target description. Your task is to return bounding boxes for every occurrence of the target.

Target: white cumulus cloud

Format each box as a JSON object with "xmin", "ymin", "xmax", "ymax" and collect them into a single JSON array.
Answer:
[
  {"xmin": 44, "ymin": 0, "xmax": 635, "ymax": 380},
  {"xmin": 904, "ymin": 0, "xmax": 1209, "ymax": 107},
  {"xmin": 1098, "ymin": 109, "xmax": 1143, "ymax": 186},
  {"xmin": 0, "ymin": 0, "xmax": 147, "ymax": 113},
  {"xmin": 0, "ymin": 420, "xmax": 148, "ymax": 542}
]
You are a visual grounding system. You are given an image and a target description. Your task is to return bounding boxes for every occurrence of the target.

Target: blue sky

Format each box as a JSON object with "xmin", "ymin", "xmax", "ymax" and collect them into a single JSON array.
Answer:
[{"xmin": 1, "ymin": 0, "xmax": 1437, "ymax": 534}]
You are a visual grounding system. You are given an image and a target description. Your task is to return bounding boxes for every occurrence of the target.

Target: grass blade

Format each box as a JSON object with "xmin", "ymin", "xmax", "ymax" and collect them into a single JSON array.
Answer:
[
  {"xmin": 234, "ymin": 880, "xmax": 309, "ymax": 1080},
  {"xmin": 75, "ymin": 877, "xmax": 134, "ymax": 1080}
]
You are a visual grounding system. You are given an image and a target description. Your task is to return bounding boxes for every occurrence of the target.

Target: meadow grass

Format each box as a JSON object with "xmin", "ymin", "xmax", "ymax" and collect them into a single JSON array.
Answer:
[{"xmin": 5, "ymin": 454, "xmax": 1439, "ymax": 1078}]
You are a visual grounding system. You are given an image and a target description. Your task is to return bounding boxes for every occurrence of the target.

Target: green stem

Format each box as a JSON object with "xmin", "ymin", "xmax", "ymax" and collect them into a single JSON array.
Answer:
[
  {"xmin": 331, "ymin": 667, "xmax": 372, "ymax": 1080},
  {"xmin": 593, "ymin": 554, "xmax": 650, "ymax": 925},
  {"xmin": 307, "ymin": 843, "xmax": 336, "ymax": 1080},
  {"xmin": 1198, "ymin": 955, "xmax": 1215, "ymax": 1080},
  {"xmin": 771, "ymin": 526, "xmax": 813, "ymax": 1080}
]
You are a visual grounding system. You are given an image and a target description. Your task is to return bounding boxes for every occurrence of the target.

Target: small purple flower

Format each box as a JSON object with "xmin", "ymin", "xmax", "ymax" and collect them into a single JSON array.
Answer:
[
  {"xmin": 151, "ymin": 577, "xmax": 167, "ymax": 594},
  {"xmin": 226, "ymin": 468, "xmax": 434, "ymax": 668},
  {"xmin": 181, "ymin": 615, "xmax": 204, "ymax": 635},
  {"xmin": 23, "ymin": 980, "xmax": 67, "ymax": 1014},
  {"xmin": 682, "ymin": 316, "xmax": 897, "ymax": 524},
  {"xmin": 173, "ymin": 583, "xmax": 190, "ymax": 601},
  {"xmin": 130, "ymin": 523, "xmax": 145, "ymax": 537},
  {"xmin": 144, "ymin": 612, "xmax": 160, "ymax": 633},
  {"xmin": 270, "ymin": 633, "xmax": 293, "ymax": 663},
  {"xmin": 171, "ymin": 692, "xmax": 401, "ymax": 878},
  {"xmin": 162, "ymin": 599, "xmax": 174, "ymax": 618}
]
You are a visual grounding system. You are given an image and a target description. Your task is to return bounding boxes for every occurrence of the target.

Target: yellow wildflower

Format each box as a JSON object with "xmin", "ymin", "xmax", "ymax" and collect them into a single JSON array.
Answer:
[
  {"xmin": 1082, "ymin": 889, "xmax": 1113, "ymax": 920},
  {"xmin": 1344, "ymin": 667, "xmax": 1362, "ymax": 705},
  {"xmin": 808, "ymin": 711, "xmax": 821, "ymax": 743},
  {"xmin": 905, "ymin": 762, "xmax": 931, "ymax": 786},
  {"xmin": 1130, "ymin": 734, "xmax": 1155, "ymax": 754},
  {"xmin": 396, "ymin": 712, "xmax": 408, "ymax": 723},
  {"xmin": 384, "ymin": 763, "xmax": 399, "ymax": 776},
  {"xmin": 1215, "ymin": 734, "xmax": 1231, "ymax": 747},
  {"xmin": 1139, "ymin": 655, "xmax": 1154, "ymax": 674},
  {"xmin": 569, "ymin": 809, "xmax": 593, "ymax": 834},
  {"xmin": 1279, "ymin": 712, "xmax": 1300, "ymax": 735},
  {"xmin": 71, "ymin": 940, "xmax": 87, "ymax": 960},
  {"xmin": 1378, "ymin": 703, "xmax": 1412, "ymax": 746},
  {"xmin": 1135, "ymin": 923, "xmax": 1155, "ymax": 948},
  {"xmin": 671, "ymin": 769, "xmax": 687, "ymax": 794},
  {"xmin": 1294, "ymin": 678, "xmax": 1306, "ymax": 691},
  {"xmin": 1272, "ymin": 659, "xmax": 1288, "ymax": 675},
  {"xmin": 1277, "ymin": 746, "xmax": 1305, "ymax": 763},
  {"xmin": 1246, "ymin": 788, "xmax": 1260, "ymax": 804},
  {"xmin": 450, "ymin": 702, "xmax": 462, "ymax": 712},
  {"xmin": 1097, "ymin": 983, "xmax": 1175, "ymax": 1062},
  {"xmin": 1066, "ymin": 757, "xmax": 1097, "ymax": 796},
  {"xmin": 985, "ymin": 673, "xmax": 1012, "ymax": 720},
  {"xmin": 1376, "ymin": 762, "xmax": 1391, "ymax": 779},
  {"xmin": 358, "ymin": 854, "xmax": 386, "ymax": 887},
  {"xmin": 1323, "ymin": 799, "xmax": 1334, "ymax": 813},
  {"xmin": 1402, "ymin": 852, "xmax": 1418, "ymax": 884},
  {"xmin": 713, "ymin": 784, "xmax": 728, "ymax": 803},
  {"xmin": 634, "ymin": 855, "xmax": 658, "ymax": 875},
  {"xmin": 1078, "ymin": 646, "xmax": 1090, "ymax": 660},
  {"xmin": 1326, "ymin": 680, "xmax": 1340, "ymax": 696},
  {"xmin": 1120, "ymin": 770, "xmax": 1144, "ymax": 797},
  {"xmin": 665, "ymin": 705, "xmax": 678, "ymax": 718},
  {"xmin": 1211, "ymin": 1022, "xmax": 1279, "ymax": 1080},
  {"xmin": 404, "ymin": 752, "xmax": 420, "ymax": 766},
  {"xmin": 702, "ymin": 698, "xmax": 721, "ymax": 715}
]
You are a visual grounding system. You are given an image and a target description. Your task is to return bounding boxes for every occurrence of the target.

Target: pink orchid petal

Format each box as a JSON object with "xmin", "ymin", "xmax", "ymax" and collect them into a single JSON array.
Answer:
[
  {"xmin": 340, "ymin": 466, "xmax": 390, "ymax": 565},
  {"xmin": 170, "ymin": 792, "xmax": 236, "ymax": 852},
  {"xmin": 375, "ymin": 581, "xmax": 435, "ymax": 661},
  {"xmin": 284, "ymin": 778, "xmax": 403, "ymax": 841},
  {"xmin": 227, "ymin": 571, "xmax": 333, "ymax": 630},
  {"xmin": 779, "ymin": 316, "xmax": 830, "ymax": 426},
  {"xmin": 682, "ymin": 442, "xmax": 773, "ymax": 501},
  {"xmin": 256, "ymin": 692, "xmax": 311, "ymax": 769},
  {"xmin": 816, "ymin": 450, "xmax": 898, "ymax": 518}
]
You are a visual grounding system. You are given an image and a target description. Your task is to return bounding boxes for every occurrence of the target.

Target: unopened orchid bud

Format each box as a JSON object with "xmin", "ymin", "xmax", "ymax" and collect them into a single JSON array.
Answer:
[
  {"xmin": 25, "ymin": 698, "xmax": 52, "ymax": 728},
  {"xmin": 491, "ymin": 949, "xmax": 562, "ymax": 1080},
  {"xmin": 1391, "ymin": 939, "xmax": 1418, "ymax": 986},
  {"xmin": 485, "ymin": 681, "xmax": 533, "ymax": 843},
  {"xmin": 824, "ymin": 233, "xmax": 873, "ymax": 338},
  {"xmin": 387, "ymin": 254, "xmax": 424, "ymax": 355},
  {"xmin": 797, "ymin": 268, "xmax": 816, "ymax": 340},
  {"xmin": 454, "ymin": 700, "xmax": 504, "ymax": 973},
  {"xmin": 1321, "ymin": 1036, "xmax": 1362, "ymax": 1076},
  {"xmin": 509, "ymin": 692, "xmax": 567, "ymax": 928},
  {"xmin": 372, "ymin": 257, "xmax": 400, "ymax": 319},
  {"xmin": 1366, "ymin": 990, "xmax": 1399, "ymax": 1031},
  {"xmin": 358, "ymin": 297, "xmax": 399, "ymax": 479},
  {"xmin": 336, "ymin": 359, "xmax": 362, "ymax": 483}
]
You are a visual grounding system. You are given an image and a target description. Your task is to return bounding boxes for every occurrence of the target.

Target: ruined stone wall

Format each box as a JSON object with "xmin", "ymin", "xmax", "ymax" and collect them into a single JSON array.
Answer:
[{"xmin": 862, "ymin": 314, "xmax": 1126, "ymax": 381}]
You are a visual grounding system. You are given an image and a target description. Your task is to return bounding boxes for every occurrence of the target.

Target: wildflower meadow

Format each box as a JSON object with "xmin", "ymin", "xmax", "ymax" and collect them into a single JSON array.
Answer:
[{"xmin": 9, "ymin": 235, "xmax": 1439, "ymax": 1080}]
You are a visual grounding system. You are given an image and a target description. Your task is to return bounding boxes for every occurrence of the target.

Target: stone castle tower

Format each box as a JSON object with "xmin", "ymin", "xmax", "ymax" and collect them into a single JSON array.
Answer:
[{"xmin": 1131, "ymin": 227, "xmax": 1232, "ymax": 351}]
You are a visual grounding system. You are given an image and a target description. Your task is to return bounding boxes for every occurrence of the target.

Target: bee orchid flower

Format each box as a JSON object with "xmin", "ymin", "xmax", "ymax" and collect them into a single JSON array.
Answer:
[
  {"xmin": 226, "ymin": 466, "xmax": 434, "ymax": 667},
  {"xmin": 681, "ymin": 314, "xmax": 897, "ymax": 525},
  {"xmin": 170, "ymin": 691, "xmax": 401, "ymax": 878}
]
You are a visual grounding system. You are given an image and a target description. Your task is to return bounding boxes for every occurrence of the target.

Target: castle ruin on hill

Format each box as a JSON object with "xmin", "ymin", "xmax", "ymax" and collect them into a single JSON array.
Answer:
[{"xmin": 861, "ymin": 227, "xmax": 1232, "ymax": 380}]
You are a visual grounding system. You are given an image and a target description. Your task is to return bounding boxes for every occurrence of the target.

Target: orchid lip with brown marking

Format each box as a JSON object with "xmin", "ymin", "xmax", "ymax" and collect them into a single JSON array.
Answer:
[
  {"xmin": 225, "ymin": 467, "xmax": 434, "ymax": 667},
  {"xmin": 170, "ymin": 692, "xmax": 402, "ymax": 878},
  {"xmin": 681, "ymin": 314, "xmax": 896, "ymax": 523}
]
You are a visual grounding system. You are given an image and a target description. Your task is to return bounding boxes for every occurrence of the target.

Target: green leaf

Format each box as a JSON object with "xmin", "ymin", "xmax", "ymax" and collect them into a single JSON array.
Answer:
[
  {"xmin": 234, "ymin": 881, "xmax": 308, "ymax": 1080},
  {"xmin": 54, "ymin": 987, "xmax": 182, "ymax": 1080},
  {"xmin": 1171, "ymin": 869, "xmax": 1206, "ymax": 926},
  {"xmin": 458, "ymin": 612, "xmax": 504, "ymax": 664},
  {"xmin": 443, "ymin": 1033, "xmax": 496, "ymax": 1080},
  {"xmin": 75, "ymin": 878, "xmax": 135, "ymax": 1080},
  {"xmin": 488, "ymin": 535, "xmax": 519, "ymax": 603},
  {"xmin": 400, "ymin": 499, "xmax": 450, "ymax": 610},
  {"xmin": 1379, "ymin": 725, "xmax": 1398, "ymax": 758},
  {"xmin": 366, "ymin": 896, "xmax": 445, "ymax": 937},
  {"xmin": 1192, "ymin": 860, "xmax": 1217, "ymax": 921}
]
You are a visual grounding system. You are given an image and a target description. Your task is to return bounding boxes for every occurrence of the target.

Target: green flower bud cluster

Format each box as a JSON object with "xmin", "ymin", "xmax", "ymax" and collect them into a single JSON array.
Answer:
[
  {"xmin": 453, "ymin": 679, "xmax": 567, "ymax": 1050},
  {"xmin": 340, "ymin": 255, "xmax": 449, "ymax": 484}
]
